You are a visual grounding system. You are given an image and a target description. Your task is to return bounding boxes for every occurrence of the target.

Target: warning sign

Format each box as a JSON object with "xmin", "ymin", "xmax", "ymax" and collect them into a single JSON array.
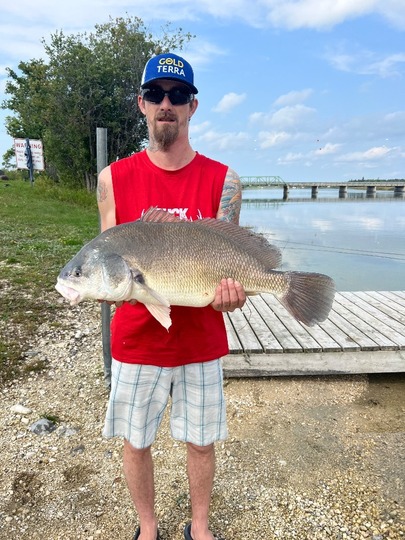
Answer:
[{"xmin": 14, "ymin": 138, "xmax": 45, "ymax": 171}]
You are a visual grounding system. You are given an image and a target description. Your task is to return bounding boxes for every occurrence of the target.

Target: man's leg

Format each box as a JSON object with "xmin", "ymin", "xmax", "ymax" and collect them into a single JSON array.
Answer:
[
  {"xmin": 186, "ymin": 442, "xmax": 216, "ymax": 540},
  {"xmin": 123, "ymin": 440, "xmax": 158, "ymax": 540}
]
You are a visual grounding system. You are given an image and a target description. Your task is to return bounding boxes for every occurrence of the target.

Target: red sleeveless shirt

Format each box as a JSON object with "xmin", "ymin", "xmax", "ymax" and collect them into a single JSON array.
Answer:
[{"xmin": 109, "ymin": 150, "xmax": 230, "ymax": 367}]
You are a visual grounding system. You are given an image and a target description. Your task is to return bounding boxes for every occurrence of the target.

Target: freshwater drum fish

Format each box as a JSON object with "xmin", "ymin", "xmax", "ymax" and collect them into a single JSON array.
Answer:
[{"xmin": 56, "ymin": 207, "xmax": 335, "ymax": 330}]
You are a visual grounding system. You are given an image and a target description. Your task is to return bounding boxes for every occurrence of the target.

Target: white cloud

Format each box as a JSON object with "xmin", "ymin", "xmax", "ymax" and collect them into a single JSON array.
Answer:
[
  {"xmin": 258, "ymin": 131, "xmax": 291, "ymax": 148},
  {"xmin": 265, "ymin": 0, "xmax": 379, "ymax": 30},
  {"xmin": 278, "ymin": 152, "xmax": 305, "ymax": 164},
  {"xmin": 325, "ymin": 45, "xmax": 405, "ymax": 78},
  {"xmin": 193, "ymin": 129, "xmax": 250, "ymax": 151},
  {"xmin": 212, "ymin": 92, "xmax": 247, "ymax": 113},
  {"xmin": 249, "ymin": 104, "xmax": 316, "ymax": 130},
  {"xmin": 190, "ymin": 121, "xmax": 212, "ymax": 135},
  {"xmin": 269, "ymin": 104, "xmax": 317, "ymax": 130},
  {"xmin": 313, "ymin": 143, "xmax": 342, "ymax": 156},
  {"xmin": 338, "ymin": 145, "xmax": 394, "ymax": 162},
  {"xmin": 273, "ymin": 89, "xmax": 313, "ymax": 107},
  {"xmin": 1, "ymin": 0, "xmax": 405, "ymax": 37}
]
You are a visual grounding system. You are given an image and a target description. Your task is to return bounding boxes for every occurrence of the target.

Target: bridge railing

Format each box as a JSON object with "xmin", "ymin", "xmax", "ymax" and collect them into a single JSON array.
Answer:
[{"xmin": 240, "ymin": 176, "xmax": 286, "ymax": 186}]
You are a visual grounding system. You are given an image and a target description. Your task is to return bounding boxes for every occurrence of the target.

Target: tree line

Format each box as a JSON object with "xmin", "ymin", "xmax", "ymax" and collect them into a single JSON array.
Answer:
[{"xmin": 1, "ymin": 16, "xmax": 193, "ymax": 190}]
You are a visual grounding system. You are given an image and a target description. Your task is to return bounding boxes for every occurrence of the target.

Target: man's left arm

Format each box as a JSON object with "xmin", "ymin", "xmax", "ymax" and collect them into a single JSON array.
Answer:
[
  {"xmin": 211, "ymin": 167, "xmax": 246, "ymax": 312},
  {"xmin": 216, "ymin": 167, "xmax": 242, "ymax": 224}
]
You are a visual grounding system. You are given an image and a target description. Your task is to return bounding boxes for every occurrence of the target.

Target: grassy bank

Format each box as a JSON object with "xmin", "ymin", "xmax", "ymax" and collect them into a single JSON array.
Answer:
[{"xmin": 0, "ymin": 177, "xmax": 99, "ymax": 384}]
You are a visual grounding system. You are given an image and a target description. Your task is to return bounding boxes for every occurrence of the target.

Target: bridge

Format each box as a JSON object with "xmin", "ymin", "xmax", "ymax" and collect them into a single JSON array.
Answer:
[{"xmin": 240, "ymin": 177, "xmax": 405, "ymax": 198}]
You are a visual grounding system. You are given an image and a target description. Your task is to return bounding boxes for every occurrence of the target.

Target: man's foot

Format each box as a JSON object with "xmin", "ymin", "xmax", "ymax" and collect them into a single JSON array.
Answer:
[{"xmin": 133, "ymin": 526, "xmax": 160, "ymax": 540}]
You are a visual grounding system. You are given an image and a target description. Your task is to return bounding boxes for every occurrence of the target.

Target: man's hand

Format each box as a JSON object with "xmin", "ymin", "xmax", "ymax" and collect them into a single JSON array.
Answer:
[{"xmin": 211, "ymin": 278, "xmax": 246, "ymax": 312}]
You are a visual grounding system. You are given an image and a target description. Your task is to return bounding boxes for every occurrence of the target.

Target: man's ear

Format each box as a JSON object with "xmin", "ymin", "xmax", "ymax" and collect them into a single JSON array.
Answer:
[
  {"xmin": 189, "ymin": 97, "xmax": 198, "ymax": 119},
  {"xmin": 138, "ymin": 94, "xmax": 146, "ymax": 115}
]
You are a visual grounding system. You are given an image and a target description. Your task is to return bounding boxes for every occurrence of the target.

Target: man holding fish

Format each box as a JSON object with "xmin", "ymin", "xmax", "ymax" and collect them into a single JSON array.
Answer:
[{"xmin": 97, "ymin": 53, "xmax": 246, "ymax": 540}]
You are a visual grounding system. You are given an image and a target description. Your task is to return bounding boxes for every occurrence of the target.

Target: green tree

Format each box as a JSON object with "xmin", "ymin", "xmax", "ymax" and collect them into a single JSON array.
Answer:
[{"xmin": 2, "ymin": 16, "xmax": 193, "ymax": 189}]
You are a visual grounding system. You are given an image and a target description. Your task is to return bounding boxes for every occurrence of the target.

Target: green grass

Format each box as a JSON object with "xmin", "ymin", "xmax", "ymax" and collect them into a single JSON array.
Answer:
[{"xmin": 0, "ymin": 177, "xmax": 100, "ymax": 384}]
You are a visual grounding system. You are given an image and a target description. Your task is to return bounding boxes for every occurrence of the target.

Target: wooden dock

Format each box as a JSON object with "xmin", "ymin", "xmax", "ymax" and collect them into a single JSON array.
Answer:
[{"xmin": 222, "ymin": 291, "xmax": 405, "ymax": 377}]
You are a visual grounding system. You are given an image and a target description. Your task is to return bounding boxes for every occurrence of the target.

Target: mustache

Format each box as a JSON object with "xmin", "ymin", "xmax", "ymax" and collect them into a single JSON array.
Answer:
[{"xmin": 155, "ymin": 112, "xmax": 177, "ymax": 122}]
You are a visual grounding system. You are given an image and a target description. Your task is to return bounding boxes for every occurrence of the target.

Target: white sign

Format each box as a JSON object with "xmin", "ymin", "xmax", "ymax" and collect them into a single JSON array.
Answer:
[{"xmin": 14, "ymin": 138, "xmax": 45, "ymax": 171}]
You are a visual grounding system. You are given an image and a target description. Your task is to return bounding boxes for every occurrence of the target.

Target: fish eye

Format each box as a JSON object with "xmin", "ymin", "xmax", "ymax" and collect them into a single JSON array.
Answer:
[
  {"xmin": 133, "ymin": 272, "xmax": 145, "ymax": 284},
  {"xmin": 73, "ymin": 267, "xmax": 82, "ymax": 278}
]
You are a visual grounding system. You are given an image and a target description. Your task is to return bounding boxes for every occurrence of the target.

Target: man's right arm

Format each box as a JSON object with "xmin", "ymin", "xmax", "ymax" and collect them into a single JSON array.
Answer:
[
  {"xmin": 97, "ymin": 166, "xmax": 129, "ymax": 305},
  {"xmin": 97, "ymin": 165, "xmax": 116, "ymax": 232}
]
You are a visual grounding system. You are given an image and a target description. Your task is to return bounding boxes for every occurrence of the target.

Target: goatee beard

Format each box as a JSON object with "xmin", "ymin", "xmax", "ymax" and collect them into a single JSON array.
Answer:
[{"xmin": 151, "ymin": 113, "xmax": 179, "ymax": 151}]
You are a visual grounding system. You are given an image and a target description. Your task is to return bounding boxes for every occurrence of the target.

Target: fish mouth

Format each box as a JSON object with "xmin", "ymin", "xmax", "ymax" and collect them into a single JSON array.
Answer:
[{"xmin": 55, "ymin": 281, "xmax": 82, "ymax": 305}]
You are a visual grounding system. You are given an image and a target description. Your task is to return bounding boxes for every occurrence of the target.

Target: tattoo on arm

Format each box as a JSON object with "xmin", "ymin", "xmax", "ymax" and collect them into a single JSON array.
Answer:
[
  {"xmin": 218, "ymin": 168, "xmax": 242, "ymax": 223},
  {"xmin": 97, "ymin": 180, "xmax": 108, "ymax": 203}
]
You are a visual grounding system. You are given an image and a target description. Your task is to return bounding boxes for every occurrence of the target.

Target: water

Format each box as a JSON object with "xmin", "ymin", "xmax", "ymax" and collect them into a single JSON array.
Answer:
[{"xmin": 240, "ymin": 187, "xmax": 405, "ymax": 291}]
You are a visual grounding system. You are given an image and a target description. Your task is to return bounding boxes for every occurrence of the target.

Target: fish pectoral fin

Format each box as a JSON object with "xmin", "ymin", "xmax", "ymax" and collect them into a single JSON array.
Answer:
[
  {"xmin": 145, "ymin": 303, "xmax": 172, "ymax": 331},
  {"xmin": 134, "ymin": 283, "xmax": 172, "ymax": 330}
]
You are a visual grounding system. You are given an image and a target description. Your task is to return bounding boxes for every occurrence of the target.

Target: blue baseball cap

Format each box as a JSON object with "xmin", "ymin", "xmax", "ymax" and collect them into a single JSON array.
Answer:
[{"xmin": 141, "ymin": 53, "xmax": 198, "ymax": 94}]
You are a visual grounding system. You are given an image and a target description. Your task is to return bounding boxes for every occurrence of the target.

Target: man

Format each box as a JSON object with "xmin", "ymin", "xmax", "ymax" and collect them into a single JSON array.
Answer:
[{"xmin": 97, "ymin": 52, "xmax": 246, "ymax": 540}]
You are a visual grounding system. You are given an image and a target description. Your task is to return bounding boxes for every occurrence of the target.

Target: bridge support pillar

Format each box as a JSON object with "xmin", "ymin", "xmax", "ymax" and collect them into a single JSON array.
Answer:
[
  {"xmin": 394, "ymin": 185, "xmax": 405, "ymax": 197},
  {"xmin": 367, "ymin": 186, "xmax": 376, "ymax": 197},
  {"xmin": 339, "ymin": 186, "xmax": 347, "ymax": 198},
  {"xmin": 311, "ymin": 186, "xmax": 318, "ymax": 198},
  {"xmin": 283, "ymin": 185, "xmax": 289, "ymax": 200}
]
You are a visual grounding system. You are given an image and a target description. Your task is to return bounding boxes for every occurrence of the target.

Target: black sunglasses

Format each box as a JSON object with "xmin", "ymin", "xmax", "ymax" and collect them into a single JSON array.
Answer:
[{"xmin": 140, "ymin": 86, "xmax": 194, "ymax": 106}]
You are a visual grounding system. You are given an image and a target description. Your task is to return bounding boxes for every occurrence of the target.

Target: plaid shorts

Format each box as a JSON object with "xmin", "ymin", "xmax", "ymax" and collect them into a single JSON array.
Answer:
[{"xmin": 103, "ymin": 358, "xmax": 227, "ymax": 449}]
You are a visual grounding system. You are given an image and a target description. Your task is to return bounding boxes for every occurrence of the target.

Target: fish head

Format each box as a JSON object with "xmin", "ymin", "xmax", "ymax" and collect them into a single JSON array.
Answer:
[{"xmin": 55, "ymin": 247, "xmax": 134, "ymax": 304}]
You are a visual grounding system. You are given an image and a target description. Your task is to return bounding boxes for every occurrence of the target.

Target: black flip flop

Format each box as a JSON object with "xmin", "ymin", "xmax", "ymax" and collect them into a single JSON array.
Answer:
[
  {"xmin": 133, "ymin": 526, "xmax": 160, "ymax": 540},
  {"xmin": 184, "ymin": 523, "xmax": 222, "ymax": 540},
  {"xmin": 184, "ymin": 523, "xmax": 193, "ymax": 540}
]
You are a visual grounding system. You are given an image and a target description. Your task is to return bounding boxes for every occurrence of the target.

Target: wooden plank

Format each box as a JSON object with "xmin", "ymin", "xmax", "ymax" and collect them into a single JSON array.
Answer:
[
  {"xmin": 322, "ymin": 307, "xmax": 379, "ymax": 350},
  {"xmin": 352, "ymin": 291, "xmax": 405, "ymax": 330},
  {"xmin": 297, "ymin": 320, "xmax": 342, "ymax": 352},
  {"xmin": 261, "ymin": 294, "xmax": 324, "ymax": 353},
  {"xmin": 337, "ymin": 293, "xmax": 402, "ymax": 349},
  {"xmin": 248, "ymin": 295, "xmax": 302, "ymax": 353},
  {"xmin": 317, "ymin": 316, "xmax": 360, "ymax": 352},
  {"xmin": 378, "ymin": 291, "xmax": 405, "ymax": 314},
  {"xmin": 227, "ymin": 308, "xmax": 263, "ymax": 353},
  {"xmin": 222, "ymin": 349, "xmax": 405, "ymax": 377},
  {"xmin": 332, "ymin": 295, "xmax": 397, "ymax": 350},
  {"xmin": 390, "ymin": 290, "xmax": 405, "ymax": 302},
  {"xmin": 241, "ymin": 298, "xmax": 284, "ymax": 353},
  {"xmin": 361, "ymin": 291, "xmax": 405, "ymax": 320}
]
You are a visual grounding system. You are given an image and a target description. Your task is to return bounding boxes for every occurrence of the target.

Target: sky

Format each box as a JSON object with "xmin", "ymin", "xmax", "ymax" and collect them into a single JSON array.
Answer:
[{"xmin": 0, "ymin": 0, "xmax": 405, "ymax": 182}]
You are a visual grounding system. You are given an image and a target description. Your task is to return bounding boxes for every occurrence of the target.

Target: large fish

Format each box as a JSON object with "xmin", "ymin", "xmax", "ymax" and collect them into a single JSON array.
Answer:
[{"xmin": 56, "ymin": 208, "xmax": 335, "ymax": 329}]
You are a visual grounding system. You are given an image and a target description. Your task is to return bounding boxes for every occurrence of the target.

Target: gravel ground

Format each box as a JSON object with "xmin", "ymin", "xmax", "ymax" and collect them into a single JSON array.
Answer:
[{"xmin": 0, "ymin": 300, "xmax": 404, "ymax": 540}]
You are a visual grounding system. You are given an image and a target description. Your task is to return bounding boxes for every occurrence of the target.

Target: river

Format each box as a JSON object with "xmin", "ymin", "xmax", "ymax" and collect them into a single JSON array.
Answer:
[{"xmin": 240, "ymin": 187, "xmax": 405, "ymax": 291}]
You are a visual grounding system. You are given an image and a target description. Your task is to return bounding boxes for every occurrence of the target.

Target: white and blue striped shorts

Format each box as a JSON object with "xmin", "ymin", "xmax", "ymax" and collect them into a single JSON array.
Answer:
[{"xmin": 103, "ymin": 358, "xmax": 227, "ymax": 449}]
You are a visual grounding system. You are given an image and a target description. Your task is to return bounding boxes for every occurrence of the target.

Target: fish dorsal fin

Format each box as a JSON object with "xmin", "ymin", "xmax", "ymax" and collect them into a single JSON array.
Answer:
[
  {"xmin": 195, "ymin": 219, "xmax": 283, "ymax": 269},
  {"xmin": 141, "ymin": 207, "xmax": 182, "ymax": 223}
]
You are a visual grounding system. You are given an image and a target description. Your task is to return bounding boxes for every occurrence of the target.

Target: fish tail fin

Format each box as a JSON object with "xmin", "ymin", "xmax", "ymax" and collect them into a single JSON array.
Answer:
[{"xmin": 279, "ymin": 271, "xmax": 335, "ymax": 326}]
